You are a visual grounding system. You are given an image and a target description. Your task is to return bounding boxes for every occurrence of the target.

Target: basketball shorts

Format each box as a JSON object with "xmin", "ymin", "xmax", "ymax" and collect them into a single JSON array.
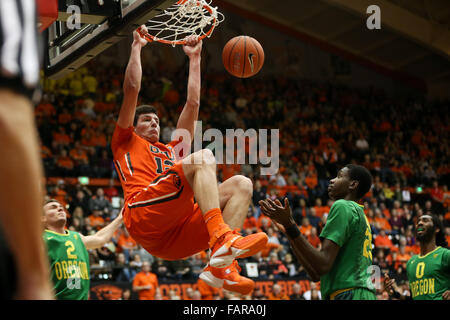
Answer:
[{"xmin": 123, "ymin": 161, "xmax": 210, "ymax": 260}]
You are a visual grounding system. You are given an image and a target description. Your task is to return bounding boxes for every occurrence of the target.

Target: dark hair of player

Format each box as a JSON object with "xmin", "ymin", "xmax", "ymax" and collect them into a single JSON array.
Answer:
[
  {"xmin": 431, "ymin": 214, "xmax": 448, "ymax": 248},
  {"xmin": 345, "ymin": 164, "xmax": 373, "ymax": 199},
  {"xmin": 133, "ymin": 105, "xmax": 158, "ymax": 126}
]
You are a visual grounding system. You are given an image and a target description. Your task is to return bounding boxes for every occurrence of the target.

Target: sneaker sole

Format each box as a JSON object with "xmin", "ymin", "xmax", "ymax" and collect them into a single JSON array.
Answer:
[
  {"xmin": 199, "ymin": 270, "xmax": 254, "ymax": 295},
  {"xmin": 209, "ymin": 233, "xmax": 268, "ymax": 268}
]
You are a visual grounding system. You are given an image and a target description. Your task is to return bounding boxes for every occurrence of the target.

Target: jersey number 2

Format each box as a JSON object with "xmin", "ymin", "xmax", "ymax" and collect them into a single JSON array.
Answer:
[{"xmin": 65, "ymin": 241, "xmax": 78, "ymax": 259}]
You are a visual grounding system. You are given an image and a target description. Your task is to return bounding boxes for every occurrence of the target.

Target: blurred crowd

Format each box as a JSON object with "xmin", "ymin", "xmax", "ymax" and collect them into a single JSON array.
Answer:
[{"xmin": 37, "ymin": 56, "xmax": 450, "ymax": 300}]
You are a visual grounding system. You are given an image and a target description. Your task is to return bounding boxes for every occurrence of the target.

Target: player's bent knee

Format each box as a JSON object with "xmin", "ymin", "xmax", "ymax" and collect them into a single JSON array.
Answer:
[
  {"xmin": 182, "ymin": 149, "xmax": 216, "ymax": 175},
  {"xmin": 233, "ymin": 175, "xmax": 253, "ymax": 196},
  {"xmin": 200, "ymin": 149, "xmax": 215, "ymax": 165}
]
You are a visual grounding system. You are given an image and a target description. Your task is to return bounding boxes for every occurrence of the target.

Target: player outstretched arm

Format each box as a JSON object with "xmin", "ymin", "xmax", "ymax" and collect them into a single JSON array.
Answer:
[
  {"xmin": 117, "ymin": 25, "xmax": 148, "ymax": 129},
  {"xmin": 173, "ymin": 36, "xmax": 202, "ymax": 149},
  {"xmin": 80, "ymin": 210, "xmax": 123, "ymax": 250},
  {"xmin": 259, "ymin": 198, "xmax": 340, "ymax": 281},
  {"xmin": 383, "ymin": 273, "xmax": 410, "ymax": 300}
]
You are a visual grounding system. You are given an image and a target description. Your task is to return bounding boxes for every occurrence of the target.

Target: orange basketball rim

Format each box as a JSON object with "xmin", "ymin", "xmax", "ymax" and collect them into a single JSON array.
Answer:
[{"xmin": 137, "ymin": 0, "xmax": 224, "ymax": 46}]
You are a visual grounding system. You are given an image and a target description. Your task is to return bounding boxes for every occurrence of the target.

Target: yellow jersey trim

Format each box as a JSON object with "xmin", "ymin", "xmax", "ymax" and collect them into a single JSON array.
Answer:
[
  {"xmin": 351, "ymin": 200, "xmax": 364, "ymax": 208},
  {"xmin": 329, "ymin": 287, "xmax": 354, "ymax": 300},
  {"xmin": 44, "ymin": 229, "xmax": 69, "ymax": 236},
  {"xmin": 418, "ymin": 246, "xmax": 441, "ymax": 259}
]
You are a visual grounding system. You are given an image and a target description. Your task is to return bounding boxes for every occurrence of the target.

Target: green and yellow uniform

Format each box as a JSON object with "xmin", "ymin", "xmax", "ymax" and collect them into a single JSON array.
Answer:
[
  {"xmin": 319, "ymin": 199, "xmax": 376, "ymax": 300},
  {"xmin": 406, "ymin": 246, "xmax": 450, "ymax": 300},
  {"xmin": 43, "ymin": 230, "xmax": 90, "ymax": 300}
]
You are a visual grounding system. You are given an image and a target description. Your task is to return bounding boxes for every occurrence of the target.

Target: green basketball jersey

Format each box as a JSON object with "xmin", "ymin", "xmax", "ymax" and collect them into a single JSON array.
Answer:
[
  {"xmin": 319, "ymin": 199, "xmax": 375, "ymax": 300},
  {"xmin": 43, "ymin": 230, "xmax": 90, "ymax": 300},
  {"xmin": 406, "ymin": 246, "xmax": 450, "ymax": 300}
]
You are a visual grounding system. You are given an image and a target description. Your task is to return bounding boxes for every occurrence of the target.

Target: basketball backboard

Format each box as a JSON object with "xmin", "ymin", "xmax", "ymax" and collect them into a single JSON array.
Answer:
[{"xmin": 44, "ymin": 0, "xmax": 178, "ymax": 79}]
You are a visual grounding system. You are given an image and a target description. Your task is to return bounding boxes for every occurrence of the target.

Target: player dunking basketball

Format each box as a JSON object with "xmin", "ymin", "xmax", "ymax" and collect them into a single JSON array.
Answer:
[{"xmin": 111, "ymin": 26, "xmax": 268, "ymax": 295}]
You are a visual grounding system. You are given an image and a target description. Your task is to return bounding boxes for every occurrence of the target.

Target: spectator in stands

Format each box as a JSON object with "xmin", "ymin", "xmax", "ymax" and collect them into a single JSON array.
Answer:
[
  {"xmin": 267, "ymin": 227, "xmax": 280, "ymax": 246},
  {"xmin": 389, "ymin": 208, "xmax": 405, "ymax": 236},
  {"xmin": 152, "ymin": 257, "xmax": 173, "ymax": 281},
  {"xmin": 104, "ymin": 178, "xmax": 119, "ymax": 200},
  {"xmin": 129, "ymin": 253, "xmax": 143, "ymax": 271},
  {"xmin": 87, "ymin": 208, "xmax": 106, "ymax": 231},
  {"xmin": 374, "ymin": 229, "xmax": 393, "ymax": 251},
  {"xmin": 307, "ymin": 227, "xmax": 321, "ymax": 249},
  {"xmin": 252, "ymin": 287, "xmax": 266, "ymax": 300},
  {"xmin": 120, "ymin": 289, "xmax": 131, "ymax": 300},
  {"xmin": 168, "ymin": 259, "xmax": 192, "ymax": 280},
  {"xmin": 132, "ymin": 261, "xmax": 159, "ymax": 300},
  {"xmin": 117, "ymin": 226, "xmax": 138, "ymax": 262},
  {"xmin": 184, "ymin": 287, "xmax": 194, "ymax": 300},
  {"xmin": 267, "ymin": 252, "xmax": 288, "ymax": 279},
  {"xmin": 306, "ymin": 207, "xmax": 321, "ymax": 229},
  {"xmin": 268, "ymin": 283, "xmax": 289, "ymax": 300},
  {"xmin": 134, "ymin": 244, "xmax": 155, "ymax": 265},
  {"xmin": 375, "ymin": 208, "xmax": 392, "ymax": 234},
  {"xmin": 89, "ymin": 188, "xmax": 112, "ymax": 215},
  {"xmin": 69, "ymin": 188, "xmax": 91, "ymax": 216},
  {"xmin": 283, "ymin": 253, "xmax": 299, "ymax": 277},
  {"xmin": 289, "ymin": 283, "xmax": 305, "ymax": 300},
  {"xmin": 168, "ymin": 289, "xmax": 181, "ymax": 300},
  {"xmin": 303, "ymin": 282, "xmax": 322, "ymax": 300},
  {"xmin": 292, "ymin": 198, "xmax": 308, "ymax": 225},
  {"xmin": 299, "ymin": 217, "xmax": 312, "ymax": 237},
  {"xmin": 394, "ymin": 245, "xmax": 411, "ymax": 270},
  {"xmin": 113, "ymin": 252, "xmax": 135, "ymax": 282},
  {"xmin": 189, "ymin": 252, "xmax": 207, "ymax": 277},
  {"xmin": 243, "ymin": 207, "xmax": 259, "ymax": 235}
]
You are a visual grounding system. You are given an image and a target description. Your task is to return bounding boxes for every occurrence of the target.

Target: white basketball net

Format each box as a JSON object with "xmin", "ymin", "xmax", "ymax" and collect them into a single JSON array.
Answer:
[{"xmin": 144, "ymin": 0, "xmax": 225, "ymax": 46}]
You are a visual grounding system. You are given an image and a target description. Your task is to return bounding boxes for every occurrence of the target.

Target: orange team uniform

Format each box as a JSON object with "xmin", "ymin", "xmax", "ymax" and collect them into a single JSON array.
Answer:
[
  {"xmin": 132, "ymin": 271, "xmax": 159, "ymax": 300},
  {"xmin": 111, "ymin": 124, "xmax": 209, "ymax": 260}
]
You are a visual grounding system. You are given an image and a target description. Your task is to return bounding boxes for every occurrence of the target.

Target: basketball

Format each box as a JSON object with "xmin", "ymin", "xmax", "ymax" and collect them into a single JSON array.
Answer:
[{"xmin": 222, "ymin": 36, "xmax": 264, "ymax": 78}]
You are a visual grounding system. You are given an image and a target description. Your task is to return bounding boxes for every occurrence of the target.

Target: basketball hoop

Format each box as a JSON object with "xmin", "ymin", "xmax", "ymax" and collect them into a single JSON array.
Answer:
[{"xmin": 137, "ymin": 0, "xmax": 224, "ymax": 46}]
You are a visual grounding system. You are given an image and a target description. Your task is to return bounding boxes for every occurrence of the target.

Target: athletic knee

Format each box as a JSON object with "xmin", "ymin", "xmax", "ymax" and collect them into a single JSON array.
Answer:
[
  {"xmin": 198, "ymin": 149, "xmax": 216, "ymax": 166},
  {"xmin": 234, "ymin": 175, "xmax": 253, "ymax": 197},
  {"xmin": 184, "ymin": 149, "xmax": 216, "ymax": 173}
]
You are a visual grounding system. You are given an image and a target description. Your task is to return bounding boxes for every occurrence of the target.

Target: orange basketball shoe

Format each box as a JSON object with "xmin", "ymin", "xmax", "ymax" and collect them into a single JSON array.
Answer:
[
  {"xmin": 209, "ymin": 226, "xmax": 268, "ymax": 268},
  {"xmin": 199, "ymin": 261, "xmax": 255, "ymax": 295}
]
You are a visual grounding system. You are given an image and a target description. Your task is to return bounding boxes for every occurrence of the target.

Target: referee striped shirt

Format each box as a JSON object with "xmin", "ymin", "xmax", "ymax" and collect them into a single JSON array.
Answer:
[{"xmin": 0, "ymin": 0, "xmax": 40, "ymax": 89}]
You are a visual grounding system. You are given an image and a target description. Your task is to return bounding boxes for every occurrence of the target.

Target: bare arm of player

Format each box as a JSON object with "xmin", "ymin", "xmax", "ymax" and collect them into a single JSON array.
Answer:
[
  {"xmin": 174, "ymin": 36, "xmax": 202, "ymax": 146},
  {"xmin": 80, "ymin": 210, "xmax": 123, "ymax": 250},
  {"xmin": 271, "ymin": 219, "xmax": 321, "ymax": 281},
  {"xmin": 260, "ymin": 198, "xmax": 340, "ymax": 280},
  {"xmin": 117, "ymin": 25, "xmax": 148, "ymax": 129}
]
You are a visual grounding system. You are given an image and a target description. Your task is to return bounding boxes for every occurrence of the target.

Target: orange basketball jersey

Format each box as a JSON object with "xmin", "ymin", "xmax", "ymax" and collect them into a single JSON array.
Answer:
[{"xmin": 111, "ymin": 124, "xmax": 178, "ymax": 202}]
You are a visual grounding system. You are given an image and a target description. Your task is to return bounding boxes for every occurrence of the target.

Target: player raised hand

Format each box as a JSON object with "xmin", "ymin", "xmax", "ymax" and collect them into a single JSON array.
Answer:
[
  {"xmin": 443, "ymin": 290, "xmax": 450, "ymax": 300},
  {"xmin": 383, "ymin": 272, "xmax": 396, "ymax": 296},
  {"xmin": 183, "ymin": 35, "xmax": 202, "ymax": 58},
  {"xmin": 259, "ymin": 198, "xmax": 296, "ymax": 229},
  {"xmin": 133, "ymin": 25, "xmax": 149, "ymax": 47}
]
